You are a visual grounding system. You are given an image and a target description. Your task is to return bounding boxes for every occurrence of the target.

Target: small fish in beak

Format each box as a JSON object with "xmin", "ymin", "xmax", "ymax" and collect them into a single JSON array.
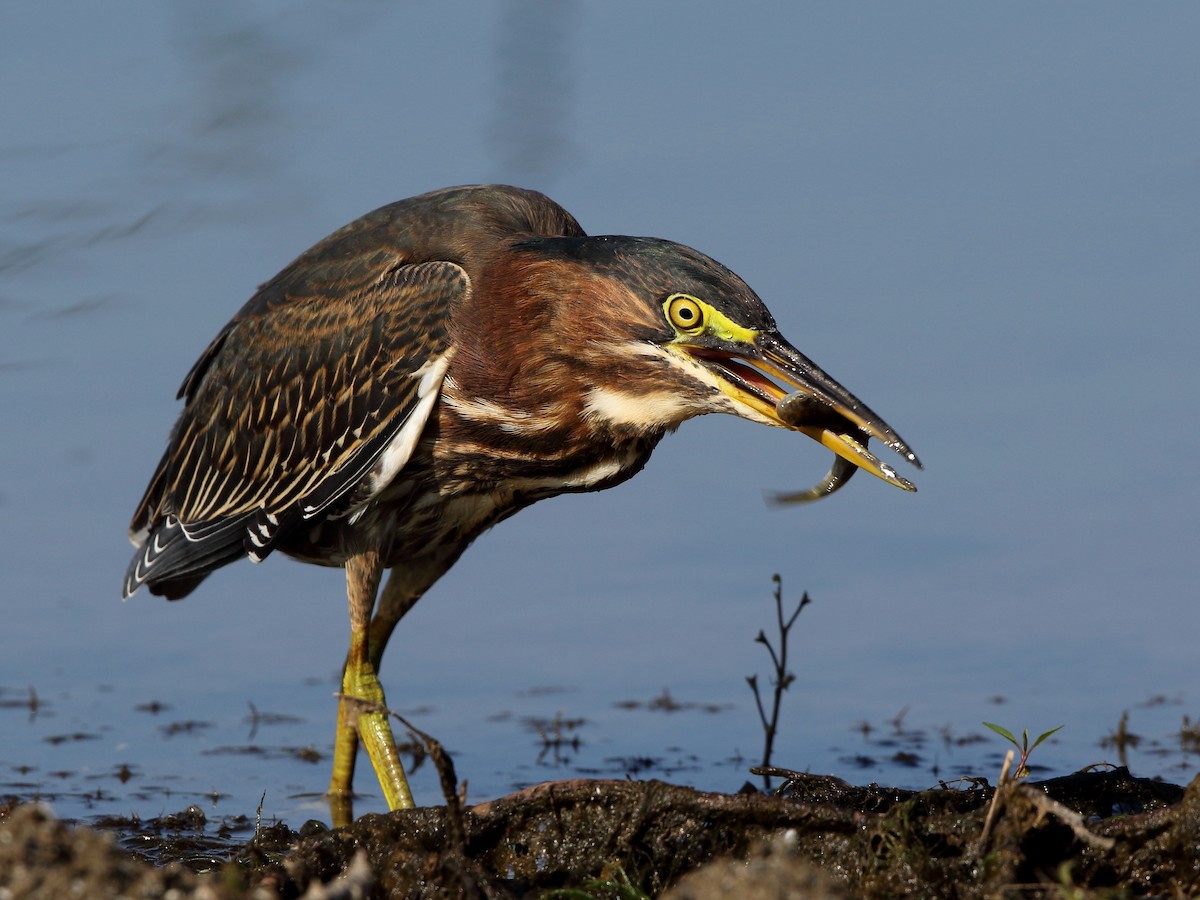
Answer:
[{"xmin": 769, "ymin": 390, "xmax": 916, "ymax": 504}]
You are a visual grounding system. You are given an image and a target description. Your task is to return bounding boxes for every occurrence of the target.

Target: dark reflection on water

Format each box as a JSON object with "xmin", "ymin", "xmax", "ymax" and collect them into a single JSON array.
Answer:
[
  {"xmin": 489, "ymin": 0, "xmax": 580, "ymax": 187},
  {"xmin": 164, "ymin": 4, "xmax": 295, "ymax": 180},
  {"xmin": 31, "ymin": 295, "xmax": 119, "ymax": 321}
]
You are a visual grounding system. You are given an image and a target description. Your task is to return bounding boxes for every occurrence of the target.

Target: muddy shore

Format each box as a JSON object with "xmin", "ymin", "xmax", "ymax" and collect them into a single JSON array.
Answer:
[{"xmin": 3, "ymin": 765, "xmax": 1196, "ymax": 898}]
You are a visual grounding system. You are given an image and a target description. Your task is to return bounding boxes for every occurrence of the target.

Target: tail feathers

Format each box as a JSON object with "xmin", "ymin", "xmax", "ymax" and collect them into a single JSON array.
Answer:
[{"xmin": 123, "ymin": 513, "xmax": 258, "ymax": 600}]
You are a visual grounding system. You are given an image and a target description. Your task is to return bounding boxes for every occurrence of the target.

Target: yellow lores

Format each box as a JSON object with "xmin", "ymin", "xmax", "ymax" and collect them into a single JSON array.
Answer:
[{"xmin": 665, "ymin": 292, "xmax": 760, "ymax": 344}]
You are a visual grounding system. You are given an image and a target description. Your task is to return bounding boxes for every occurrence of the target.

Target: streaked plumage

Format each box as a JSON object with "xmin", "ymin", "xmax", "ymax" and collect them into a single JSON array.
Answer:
[{"xmin": 124, "ymin": 184, "xmax": 920, "ymax": 820}]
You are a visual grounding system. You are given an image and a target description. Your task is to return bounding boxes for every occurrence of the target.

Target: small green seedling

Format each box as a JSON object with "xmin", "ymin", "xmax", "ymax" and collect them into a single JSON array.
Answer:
[{"xmin": 983, "ymin": 722, "xmax": 1063, "ymax": 779}]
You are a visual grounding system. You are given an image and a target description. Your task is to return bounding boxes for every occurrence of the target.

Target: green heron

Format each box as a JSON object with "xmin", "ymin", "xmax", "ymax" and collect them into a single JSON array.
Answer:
[{"xmin": 124, "ymin": 184, "xmax": 920, "ymax": 820}]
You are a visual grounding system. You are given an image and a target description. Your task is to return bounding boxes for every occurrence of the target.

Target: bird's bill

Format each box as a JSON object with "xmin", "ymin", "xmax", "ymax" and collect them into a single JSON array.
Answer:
[{"xmin": 686, "ymin": 332, "xmax": 922, "ymax": 492}]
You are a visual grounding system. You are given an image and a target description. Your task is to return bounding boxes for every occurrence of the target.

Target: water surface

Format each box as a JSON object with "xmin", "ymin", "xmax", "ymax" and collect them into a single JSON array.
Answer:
[{"xmin": 2, "ymin": 3, "xmax": 1197, "ymax": 824}]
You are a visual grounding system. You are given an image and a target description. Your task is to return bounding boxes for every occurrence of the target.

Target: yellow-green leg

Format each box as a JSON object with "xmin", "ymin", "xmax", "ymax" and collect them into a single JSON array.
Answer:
[
  {"xmin": 327, "ymin": 680, "xmax": 360, "ymax": 827},
  {"xmin": 327, "ymin": 551, "xmax": 414, "ymax": 825}
]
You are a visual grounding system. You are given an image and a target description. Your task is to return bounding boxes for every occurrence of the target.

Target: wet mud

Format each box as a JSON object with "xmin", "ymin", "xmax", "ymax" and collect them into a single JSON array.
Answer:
[{"xmin": 3, "ymin": 766, "xmax": 1197, "ymax": 898}]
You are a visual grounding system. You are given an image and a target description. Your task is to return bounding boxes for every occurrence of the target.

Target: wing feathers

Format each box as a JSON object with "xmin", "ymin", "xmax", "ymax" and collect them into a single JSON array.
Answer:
[{"xmin": 125, "ymin": 260, "xmax": 466, "ymax": 598}]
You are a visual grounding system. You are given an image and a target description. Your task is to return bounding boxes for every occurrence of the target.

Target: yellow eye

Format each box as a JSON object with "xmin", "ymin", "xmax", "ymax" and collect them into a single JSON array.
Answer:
[{"xmin": 665, "ymin": 293, "xmax": 707, "ymax": 334}]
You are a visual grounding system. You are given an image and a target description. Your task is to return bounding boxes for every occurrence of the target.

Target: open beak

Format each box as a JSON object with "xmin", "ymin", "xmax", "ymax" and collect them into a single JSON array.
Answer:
[{"xmin": 684, "ymin": 331, "xmax": 922, "ymax": 493}]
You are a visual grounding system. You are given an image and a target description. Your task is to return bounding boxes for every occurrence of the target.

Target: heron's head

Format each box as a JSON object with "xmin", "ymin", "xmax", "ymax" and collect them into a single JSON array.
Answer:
[{"xmin": 480, "ymin": 234, "xmax": 921, "ymax": 492}]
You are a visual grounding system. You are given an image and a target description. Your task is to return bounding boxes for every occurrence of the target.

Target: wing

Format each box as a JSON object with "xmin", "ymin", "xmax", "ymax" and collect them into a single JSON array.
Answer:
[{"xmin": 124, "ymin": 259, "xmax": 467, "ymax": 599}]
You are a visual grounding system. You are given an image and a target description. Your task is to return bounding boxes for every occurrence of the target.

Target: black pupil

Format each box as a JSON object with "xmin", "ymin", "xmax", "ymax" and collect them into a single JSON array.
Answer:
[{"xmin": 678, "ymin": 305, "xmax": 695, "ymax": 322}]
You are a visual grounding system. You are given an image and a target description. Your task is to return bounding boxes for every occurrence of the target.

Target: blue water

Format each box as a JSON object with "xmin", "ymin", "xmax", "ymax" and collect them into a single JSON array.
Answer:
[{"xmin": 2, "ymin": 3, "xmax": 1197, "ymax": 826}]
